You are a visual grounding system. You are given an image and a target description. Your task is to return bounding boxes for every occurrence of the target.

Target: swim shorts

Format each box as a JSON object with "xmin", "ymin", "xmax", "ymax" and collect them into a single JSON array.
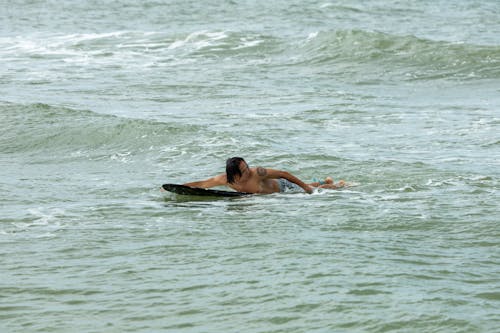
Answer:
[{"xmin": 277, "ymin": 178, "xmax": 304, "ymax": 193}]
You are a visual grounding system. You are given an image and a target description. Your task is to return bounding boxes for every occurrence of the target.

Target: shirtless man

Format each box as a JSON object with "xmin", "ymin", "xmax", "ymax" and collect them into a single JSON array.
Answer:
[{"xmin": 183, "ymin": 157, "xmax": 345, "ymax": 194}]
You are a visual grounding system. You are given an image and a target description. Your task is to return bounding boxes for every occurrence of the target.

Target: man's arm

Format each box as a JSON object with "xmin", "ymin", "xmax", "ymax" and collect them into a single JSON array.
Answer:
[
  {"xmin": 258, "ymin": 167, "xmax": 313, "ymax": 194},
  {"xmin": 183, "ymin": 174, "xmax": 227, "ymax": 188}
]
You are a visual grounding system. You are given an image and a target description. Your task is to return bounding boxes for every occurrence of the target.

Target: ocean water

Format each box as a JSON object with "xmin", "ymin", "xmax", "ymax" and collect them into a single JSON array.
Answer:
[{"xmin": 1, "ymin": 1, "xmax": 499, "ymax": 332}]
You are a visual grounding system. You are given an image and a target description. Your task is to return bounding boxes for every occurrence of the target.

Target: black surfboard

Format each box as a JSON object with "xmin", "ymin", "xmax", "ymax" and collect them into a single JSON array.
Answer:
[{"xmin": 162, "ymin": 184, "xmax": 250, "ymax": 197}]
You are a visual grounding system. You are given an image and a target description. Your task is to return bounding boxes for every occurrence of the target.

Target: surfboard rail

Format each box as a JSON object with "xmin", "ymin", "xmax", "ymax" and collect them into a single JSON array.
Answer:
[{"xmin": 162, "ymin": 184, "xmax": 250, "ymax": 197}]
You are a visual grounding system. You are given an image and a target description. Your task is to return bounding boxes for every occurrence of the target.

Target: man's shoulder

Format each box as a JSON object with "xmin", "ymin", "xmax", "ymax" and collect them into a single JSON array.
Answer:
[{"xmin": 254, "ymin": 166, "xmax": 267, "ymax": 176}]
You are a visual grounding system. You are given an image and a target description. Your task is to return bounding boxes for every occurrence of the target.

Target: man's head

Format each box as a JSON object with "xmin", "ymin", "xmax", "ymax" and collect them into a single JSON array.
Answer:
[{"xmin": 226, "ymin": 157, "xmax": 248, "ymax": 184}]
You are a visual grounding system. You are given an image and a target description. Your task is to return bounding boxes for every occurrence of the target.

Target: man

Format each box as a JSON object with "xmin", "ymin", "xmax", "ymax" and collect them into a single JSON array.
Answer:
[{"xmin": 183, "ymin": 157, "xmax": 346, "ymax": 194}]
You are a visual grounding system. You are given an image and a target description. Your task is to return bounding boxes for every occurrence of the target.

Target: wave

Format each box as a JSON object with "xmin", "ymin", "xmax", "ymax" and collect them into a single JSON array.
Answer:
[
  {"xmin": 2, "ymin": 29, "xmax": 498, "ymax": 82},
  {"xmin": 0, "ymin": 102, "xmax": 201, "ymax": 154},
  {"xmin": 291, "ymin": 29, "xmax": 500, "ymax": 80},
  {"xmin": 0, "ymin": 30, "xmax": 281, "ymax": 65}
]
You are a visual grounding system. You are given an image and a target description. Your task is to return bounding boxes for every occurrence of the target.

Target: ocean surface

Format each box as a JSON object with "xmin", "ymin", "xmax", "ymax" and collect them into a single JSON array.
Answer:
[{"xmin": 1, "ymin": 1, "xmax": 499, "ymax": 332}]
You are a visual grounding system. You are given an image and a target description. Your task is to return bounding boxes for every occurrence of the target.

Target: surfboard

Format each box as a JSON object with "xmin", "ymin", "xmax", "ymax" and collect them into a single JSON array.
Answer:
[{"xmin": 161, "ymin": 184, "xmax": 250, "ymax": 197}]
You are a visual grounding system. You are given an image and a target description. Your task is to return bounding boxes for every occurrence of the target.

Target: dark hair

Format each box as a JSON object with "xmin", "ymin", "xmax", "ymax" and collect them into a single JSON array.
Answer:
[{"xmin": 226, "ymin": 157, "xmax": 246, "ymax": 184}]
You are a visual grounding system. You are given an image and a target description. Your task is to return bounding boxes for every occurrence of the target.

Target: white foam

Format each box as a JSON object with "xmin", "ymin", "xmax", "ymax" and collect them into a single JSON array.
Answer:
[
  {"xmin": 56, "ymin": 31, "xmax": 128, "ymax": 43},
  {"xmin": 307, "ymin": 31, "xmax": 319, "ymax": 40},
  {"xmin": 27, "ymin": 207, "xmax": 65, "ymax": 226},
  {"xmin": 0, "ymin": 31, "xmax": 156, "ymax": 62},
  {"xmin": 231, "ymin": 38, "xmax": 263, "ymax": 50},
  {"xmin": 168, "ymin": 30, "xmax": 228, "ymax": 50},
  {"xmin": 0, "ymin": 30, "xmax": 228, "ymax": 70},
  {"xmin": 110, "ymin": 151, "xmax": 132, "ymax": 163},
  {"xmin": 168, "ymin": 39, "xmax": 186, "ymax": 50},
  {"xmin": 9, "ymin": 208, "xmax": 66, "ymax": 232}
]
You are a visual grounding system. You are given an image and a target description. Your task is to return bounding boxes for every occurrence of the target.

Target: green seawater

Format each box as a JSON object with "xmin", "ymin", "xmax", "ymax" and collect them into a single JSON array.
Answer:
[{"xmin": 1, "ymin": 1, "xmax": 499, "ymax": 332}]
